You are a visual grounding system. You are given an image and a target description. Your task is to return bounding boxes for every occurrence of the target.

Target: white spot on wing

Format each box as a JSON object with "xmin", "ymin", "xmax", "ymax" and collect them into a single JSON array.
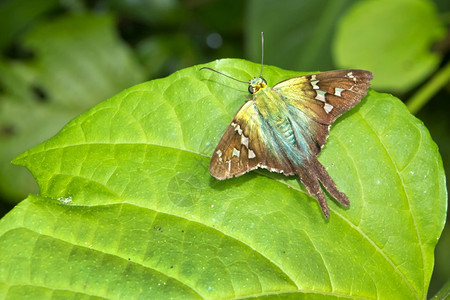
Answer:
[
  {"xmin": 241, "ymin": 134, "xmax": 249, "ymax": 148},
  {"xmin": 231, "ymin": 122, "xmax": 243, "ymax": 135},
  {"xmin": 324, "ymin": 103, "xmax": 333, "ymax": 113},
  {"xmin": 232, "ymin": 148, "xmax": 240, "ymax": 157},
  {"xmin": 347, "ymin": 71, "xmax": 357, "ymax": 82},
  {"xmin": 248, "ymin": 149, "xmax": 256, "ymax": 159},
  {"xmin": 315, "ymin": 90, "xmax": 326, "ymax": 102},
  {"xmin": 334, "ymin": 87, "xmax": 345, "ymax": 97},
  {"xmin": 311, "ymin": 80, "xmax": 320, "ymax": 90},
  {"xmin": 216, "ymin": 149, "xmax": 223, "ymax": 162}
]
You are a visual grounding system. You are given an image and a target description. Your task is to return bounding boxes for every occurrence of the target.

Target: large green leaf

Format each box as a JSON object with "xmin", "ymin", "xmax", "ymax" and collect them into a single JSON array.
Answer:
[{"xmin": 2, "ymin": 59, "xmax": 446, "ymax": 299}]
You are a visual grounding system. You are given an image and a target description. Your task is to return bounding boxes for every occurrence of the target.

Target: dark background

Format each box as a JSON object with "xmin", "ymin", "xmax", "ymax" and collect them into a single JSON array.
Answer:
[{"xmin": 0, "ymin": 0, "xmax": 448, "ymax": 297}]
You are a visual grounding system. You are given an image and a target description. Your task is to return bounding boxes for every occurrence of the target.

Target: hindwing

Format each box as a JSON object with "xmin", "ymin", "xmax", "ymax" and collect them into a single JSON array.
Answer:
[{"xmin": 209, "ymin": 100, "xmax": 296, "ymax": 179}]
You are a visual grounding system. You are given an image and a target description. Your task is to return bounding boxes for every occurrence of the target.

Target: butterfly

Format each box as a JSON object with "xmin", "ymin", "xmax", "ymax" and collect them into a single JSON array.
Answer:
[{"xmin": 202, "ymin": 34, "xmax": 373, "ymax": 218}]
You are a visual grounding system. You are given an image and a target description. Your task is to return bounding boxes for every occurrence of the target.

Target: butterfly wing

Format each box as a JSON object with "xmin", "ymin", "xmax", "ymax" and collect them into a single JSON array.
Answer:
[
  {"xmin": 274, "ymin": 69, "xmax": 373, "ymax": 123},
  {"xmin": 271, "ymin": 69, "xmax": 372, "ymax": 217},
  {"xmin": 273, "ymin": 69, "xmax": 373, "ymax": 155},
  {"xmin": 210, "ymin": 100, "xmax": 296, "ymax": 180}
]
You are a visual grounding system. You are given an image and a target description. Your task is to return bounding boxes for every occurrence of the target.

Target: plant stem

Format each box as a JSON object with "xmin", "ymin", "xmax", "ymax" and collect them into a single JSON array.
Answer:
[
  {"xmin": 406, "ymin": 61, "xmax": 450, "ymax": 114},
  {"xmin": 430, "ymin": 279, "xmax": 450, "ymax": 300}
]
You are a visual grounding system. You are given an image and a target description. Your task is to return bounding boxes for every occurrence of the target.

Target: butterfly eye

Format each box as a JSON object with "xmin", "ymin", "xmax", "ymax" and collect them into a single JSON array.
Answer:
[{"xmin": 248, "ymin": 85, "xmax": 255, "ymax": 94}]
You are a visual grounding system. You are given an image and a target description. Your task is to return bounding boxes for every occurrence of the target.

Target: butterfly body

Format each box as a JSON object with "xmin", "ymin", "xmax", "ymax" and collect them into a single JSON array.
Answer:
[
  {"xmin": 208, "ymin": 69, "xmax": 373, "ymax": 218},
  {"xmin": 255, "ymin": 80, "xmax": 314, "ymax": 161}
]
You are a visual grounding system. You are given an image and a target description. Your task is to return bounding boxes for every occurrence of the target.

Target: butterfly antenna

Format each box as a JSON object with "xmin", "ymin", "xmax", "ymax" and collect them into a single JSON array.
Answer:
[
  {"xmin": 259, "ymin": 32, "xmax": 264, "ymax": 78},
  {"xmin": 200, "ymin": 67, "xmax": 248, "ymax": 84}
]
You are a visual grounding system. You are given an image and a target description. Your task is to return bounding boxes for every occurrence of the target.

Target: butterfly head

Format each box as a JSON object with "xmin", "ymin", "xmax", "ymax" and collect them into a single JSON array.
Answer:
[
  {"xmin": 201, "ymin": 32, "xmax": 268, "ymax": 96},
  {"xmin": 248, "ymin": 77, "xmax": 267, "ymax": 94}
]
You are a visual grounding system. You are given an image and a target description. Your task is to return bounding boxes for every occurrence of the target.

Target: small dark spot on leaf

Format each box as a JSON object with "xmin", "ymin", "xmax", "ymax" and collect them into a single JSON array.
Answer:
[
  {"xmin": 117, "ymin": 17, "xmax": 151, "ymax": 46},
  {"xmin": 170, "ymin": 266, "xmax": 173, "ymax": 269},
  {"xmin": 1, "ymin": 124, "xmax": 15, "ymax": 137},
  {"xmin": 430, "ymin": 31, "xmax": 450, "ymax": 53},
  {"xmin": 31, "ymin": 85, "xmax": 48, "ymax": 103},
  {"xmin": 4, "ymin": 42, "xmax": 35, "ymax": 60}
]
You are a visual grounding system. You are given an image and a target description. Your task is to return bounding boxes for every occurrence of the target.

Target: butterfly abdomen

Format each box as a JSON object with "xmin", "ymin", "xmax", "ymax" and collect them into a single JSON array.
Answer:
[{"xmin": 275, "ymin": 118, "xmax": 296, "ymax": 145}]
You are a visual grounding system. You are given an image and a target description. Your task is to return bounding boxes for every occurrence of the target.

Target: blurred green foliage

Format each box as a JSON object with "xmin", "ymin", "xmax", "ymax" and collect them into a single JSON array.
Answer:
[{"xmin": 0, "ymin": 0, "xmax": 448, "ymax": 297}]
